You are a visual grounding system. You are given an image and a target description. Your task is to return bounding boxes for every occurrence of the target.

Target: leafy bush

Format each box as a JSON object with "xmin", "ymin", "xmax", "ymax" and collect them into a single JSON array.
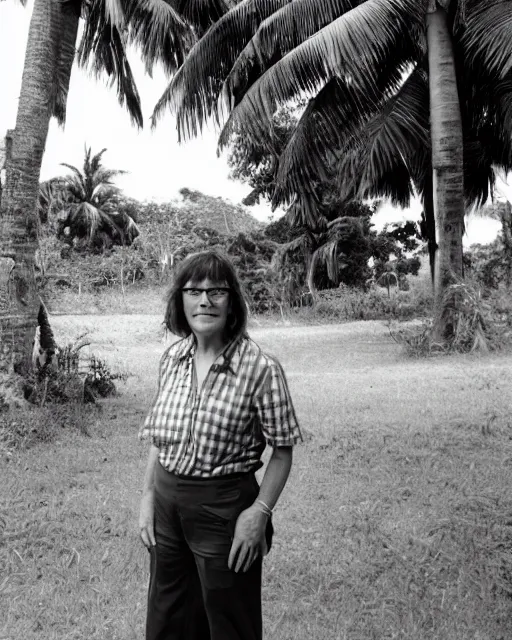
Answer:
[
  {"xmin": 85, "ymin": 355, "xmax": 128, "ymax": 401},
  {"xmin": 294, "ymin": 281, "xmax": 433, "ymax": 322},
  {"xmin": 24, "ymin": 334, "xmax": 126, "ymax": 407},
  {"xmin": 465, "ymin": 238, "xmax": 509, "ymax": 290},
  {"xmin": 42, "ymin": 245, "xmax": 151, "ymax": 294},
  {"xmin": 391, "ymin": 279, "xmax": 512, "ymax": 356},
  {"xmin": 226, "ymin": 232, "xmax": 277, "ymax": 313}
]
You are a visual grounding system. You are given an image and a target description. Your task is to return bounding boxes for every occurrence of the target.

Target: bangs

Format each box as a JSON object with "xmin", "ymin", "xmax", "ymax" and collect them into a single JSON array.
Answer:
[{"xmin": 180, "ymin": 254, "xmax": 233, "ymax": 286}]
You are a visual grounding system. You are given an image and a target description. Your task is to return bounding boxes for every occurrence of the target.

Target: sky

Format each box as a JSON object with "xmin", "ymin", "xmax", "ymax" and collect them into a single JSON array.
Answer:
[{"xmin": 0, "ymin": 0, "xmax": 502, "ymax": 245}]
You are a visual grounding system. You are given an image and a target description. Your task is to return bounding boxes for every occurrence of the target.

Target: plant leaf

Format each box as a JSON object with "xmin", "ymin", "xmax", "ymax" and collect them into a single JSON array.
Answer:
[
  {"xmin": 78, "ymin": 1, "xmax": 143, "ymax": 127},
  {"xmin": 218, "ymin": 0, "xmax": 424, "ymax": 152},
  {"xmin": 125, "ymin": 0, "xmax": 193, "ymax": 76},
  {"xmin": 152, "ymin": 0, "xmax": 292, "ymax": 135},
  {"xmin": 462, "ymin": 0, "xmax": 512, "ymax": 80},
  {"xmin": 224, "ymin": 0, "xmax": 363, "ymax": 106}
]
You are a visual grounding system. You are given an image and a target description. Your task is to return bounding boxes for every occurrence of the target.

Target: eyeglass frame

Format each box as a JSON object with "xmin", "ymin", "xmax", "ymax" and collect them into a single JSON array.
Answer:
[{"xmin": 181, "ymin": 287, "xmax": 231, "ymax": 301}]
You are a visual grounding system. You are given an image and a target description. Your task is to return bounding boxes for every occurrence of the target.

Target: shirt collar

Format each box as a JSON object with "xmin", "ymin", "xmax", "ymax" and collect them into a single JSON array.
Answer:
[{"xmin": 176, "ymin": 333, "xmax": 246, "ymax": 375}]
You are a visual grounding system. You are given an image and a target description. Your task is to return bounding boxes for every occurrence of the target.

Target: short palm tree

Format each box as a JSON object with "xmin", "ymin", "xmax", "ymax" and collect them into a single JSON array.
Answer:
[
  {"xmin": 51, "ymin": 147, "xmax": 139, "ymax": 250},
  {"xmin": 0, "ymin": 0, "xmax": 223, "ymax": 383},
  {"xmin": 153, "ymin": 0, "xmax": 512, "ymax": 342}
]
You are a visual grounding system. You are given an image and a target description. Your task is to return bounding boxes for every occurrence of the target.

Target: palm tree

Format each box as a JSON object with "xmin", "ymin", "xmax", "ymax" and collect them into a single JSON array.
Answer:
[
  {"xmin": 0, "ymin": 0, "xmax": 220, "ymax": 387},
  {"xmin": 153, "ymin": 0, "xmax": 512, "ymax": 343},
  {"xmin": 328, "ymin": 63, "xmax": 512, "ymax": 281},
  {"xmin": 51, "ymin": 146, "xmax": 139, "ymax": 251},
  {"xmin": 277, "ymin": 215, "xmax": 368, "ymax": 298}
]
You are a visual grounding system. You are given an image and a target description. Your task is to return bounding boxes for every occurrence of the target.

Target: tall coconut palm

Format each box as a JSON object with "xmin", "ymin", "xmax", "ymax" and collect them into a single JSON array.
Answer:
[
  {"xmin": 153, "ymin": 0, "xmax": 512, "ymax": 342},
  {"xmin": 0, "ymin": 0, "xmax": 72, "ymax": 381},
  {"xmin": 0, "ymin": 0, "xmax": 220, "ymax": 386}
]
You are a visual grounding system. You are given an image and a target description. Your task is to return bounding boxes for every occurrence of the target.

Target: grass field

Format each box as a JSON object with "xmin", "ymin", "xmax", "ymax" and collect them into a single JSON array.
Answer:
[{"xmin": 2, "ymin": 316, "xmax": 512, "ymax": 639}]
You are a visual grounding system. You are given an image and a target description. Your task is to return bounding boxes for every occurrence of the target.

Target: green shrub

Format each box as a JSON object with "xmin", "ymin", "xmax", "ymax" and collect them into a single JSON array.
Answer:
[
  {"xmin": 391, "ymin": 279, "xmax": 512, "ymax": 356},
  {"xmin": 465, "ymin": 238, "xmax": 510, "ymax": 289},
  {"xmin": 314, "ymin": 283, "xmax": 432, "ymax": 322},
  {"xmin": 25, "ymin": 334, "xmax": 127, "ymax": 407},
  {"xmin": 85, "ymin": 355, "xmax": 128, "ymax": 401}
]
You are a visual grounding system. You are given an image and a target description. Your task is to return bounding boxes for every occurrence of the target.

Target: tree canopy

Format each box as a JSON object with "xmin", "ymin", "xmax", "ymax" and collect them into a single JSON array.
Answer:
[{"xmin": 152, "ymin": 0, "xmax": 512, "ymax": 229}]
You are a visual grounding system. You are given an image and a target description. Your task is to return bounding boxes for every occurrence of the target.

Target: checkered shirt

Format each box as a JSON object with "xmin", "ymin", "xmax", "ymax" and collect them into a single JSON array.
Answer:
[{"xmin": 139, "ymin": 334, "xmax": 302, "ymax": 477}]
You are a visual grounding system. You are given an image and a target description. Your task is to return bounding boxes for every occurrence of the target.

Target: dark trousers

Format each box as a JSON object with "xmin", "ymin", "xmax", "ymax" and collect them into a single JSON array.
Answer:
[{"xmin": 146, "ymin": 462, "xmax": 273, "ymax": 640}]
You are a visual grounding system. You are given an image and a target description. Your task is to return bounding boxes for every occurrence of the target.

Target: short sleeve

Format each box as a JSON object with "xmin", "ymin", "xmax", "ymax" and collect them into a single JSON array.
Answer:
[
  {"xmin": 254, "ymin": 358, "xmax": 302, "ymax": 447},
  {"xmin": 138, "ymin": 348, "xmax": 171, "ymax": 442}
]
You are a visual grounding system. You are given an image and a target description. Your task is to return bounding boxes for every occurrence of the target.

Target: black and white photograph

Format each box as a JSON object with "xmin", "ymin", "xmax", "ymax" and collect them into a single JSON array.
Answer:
[{"xmin": 1, "ymin": 1, "xmax": 512, "ymax": 638}]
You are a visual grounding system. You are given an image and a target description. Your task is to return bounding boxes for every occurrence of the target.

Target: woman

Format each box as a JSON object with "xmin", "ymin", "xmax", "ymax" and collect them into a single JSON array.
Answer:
[{"xmin": 138, "ymin": 250, "xmax": 301, "ymax": 640}]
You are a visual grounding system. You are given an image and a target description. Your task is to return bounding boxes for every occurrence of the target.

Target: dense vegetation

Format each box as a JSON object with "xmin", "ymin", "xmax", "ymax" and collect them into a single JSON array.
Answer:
[{"xmin": 37, "ymin": 163, "xmax": 428, "ymax": 316}]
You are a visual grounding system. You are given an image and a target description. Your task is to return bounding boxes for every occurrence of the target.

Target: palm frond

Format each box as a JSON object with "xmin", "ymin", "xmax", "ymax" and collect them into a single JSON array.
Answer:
[
  {"xmin": 462, "ymin": 138, "xmax": 496, "ymax": 209},
  {"xmin": 92, "ymin": 167, "xmax": 127, "ymax": 188},
  {"xmin": 345, "ymin": 147, "xmax": 415, "ymax": 206},
  {"xmin": 459, "ymin": 57, "xmax": 512, "ymax": 206},
  {"xmin": 60, "ymin": 163, "xmax": 87, "ymax": 197},
  {"xmin": 174, "ymin": 0, "xmax": 231, "ymax": 33},
  {"xmin": 49, "ymin": 0, "xmax": 81, "ymax": 125},
  {"xmin": 326, "ymin": 215, "xmax": 365, "ymax": 232},
  {"xmin": 78, "ymin": 2, "xmax": 143, "ymax": 127},
  {"xmin": 67, "ymin": 202, "xmax": 105, "ymax": 243},
  {"xmin": 224, "ymin": 0, "xmax": 362, "ymax": 105},
  {"xmin": 492, "ymin": 74, "xmax": 512, "ymax": 143},
  {"xmin": 89, "ymin": 148, "xmax": 107, "ymax": 175},
  {"xmin": 280, "ymin": 233, "xmax": 314, "ymax": 254},
  {"xmin": 273, "ymin": 79, "xmax": 350, "ymax": 208},
  {"xmin": 285, "ymin": 197, "xmax": 329, "ymax": 230},
  {"xmin": 272, "ymin": 53, "xmax": 414, "ymax": 212},
  {"xmin": 109, "ymin": 210, "xmax": 141, "ymax": 244},
  {"xmin": 336, "ymin": 66, "xmax": 429, "ymax": 206},
  {"xmin": 125, "ymin": 0, "xmax": 193, "ymax": 76},
  {"xmin": 462, "ymin": 1, "xmax": 512, "ymax": 80},
  {"xmin": 309, "ymin": 216, "xmax": 365, "ymax": 285},
  {"xmin": 271, "ymin": 230, "xmax": 315, "ymax": 270},
  {"xmin": 104, "ymin": 0, "xmax": 126, "ymax": 28},
  {"xmin": 38, "ymin": 178, "xmax": 69, "ymax": 222},
  {"xmin": 94, "ymin": 185, "xmax": 121, "ymax": 207},
  {"xmin": 218, "ymin": 0, "xmax": 423, "ymax": 152},
  {"xmin": 152, "ymin": 0, "xmax": 291, "ymax": 135},
  {"xmin": 310, "ymin": 239, "xmax": 347, "ymax": 284}
]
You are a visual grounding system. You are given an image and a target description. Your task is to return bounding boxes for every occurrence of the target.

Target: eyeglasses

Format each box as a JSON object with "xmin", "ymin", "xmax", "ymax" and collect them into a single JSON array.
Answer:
[{"xmin": 181, "ymin": 287, "xmax": 231, "ymax": 301}]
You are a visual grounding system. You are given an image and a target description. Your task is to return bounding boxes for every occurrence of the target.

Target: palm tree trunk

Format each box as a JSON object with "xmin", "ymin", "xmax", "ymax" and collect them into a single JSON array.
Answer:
[
  {"xmin": 426, "ymin": 2, "xmax": 465, "ymax": 343},
  {"xmin": 0, "ymin": 0, "xmax": 80, "ymax": 384},
  {"xmin": 500, "ymin": 202, "xmax": 512, "ymax": 288},
  {"xmin": 306, "ymin": 249, "xmax": 320, "ymax": 300},
  {"xmin": 422, "ymin": 170, "xmax": 437, "ymax": 285}
]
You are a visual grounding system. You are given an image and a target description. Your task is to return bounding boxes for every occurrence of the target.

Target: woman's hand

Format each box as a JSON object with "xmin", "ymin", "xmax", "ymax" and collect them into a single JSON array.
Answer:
[
  {"xmin": 228, "ymin": 505, "xmax": 269, "ymax": 573},
  {"xmin": 139, "ymin": 489, "xmax": 156, "ymax": 550}
]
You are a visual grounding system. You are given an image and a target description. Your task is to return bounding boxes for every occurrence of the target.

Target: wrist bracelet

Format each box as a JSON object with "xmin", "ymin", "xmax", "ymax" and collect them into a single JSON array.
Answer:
[{"xmin": 256, "ymin": 499, "xmax": 273, "ymax": 517}]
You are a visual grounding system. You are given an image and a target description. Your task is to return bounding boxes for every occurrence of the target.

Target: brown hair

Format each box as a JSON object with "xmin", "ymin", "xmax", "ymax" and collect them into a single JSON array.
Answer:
[{"xmin": 164, "ymin": 250, "xmax": 248, "ymax": 340}]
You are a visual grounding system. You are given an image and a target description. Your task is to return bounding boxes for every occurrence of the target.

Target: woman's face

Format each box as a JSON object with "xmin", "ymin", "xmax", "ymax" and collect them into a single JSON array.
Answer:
[{"xmin": 182, "ymin": 278, "xmax": 231, "ymax": 340}]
